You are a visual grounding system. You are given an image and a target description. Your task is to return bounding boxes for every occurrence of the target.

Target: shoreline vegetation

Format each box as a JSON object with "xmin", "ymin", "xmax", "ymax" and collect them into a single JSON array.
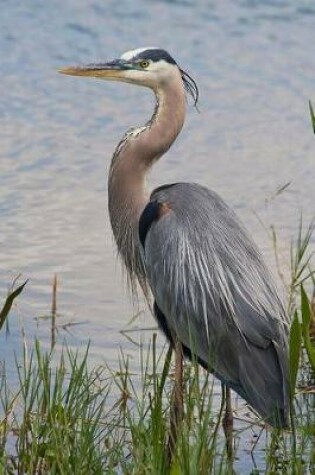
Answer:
[{"xmin": 0, "ymin": 220, "xmax": 314, "ymax": 474}]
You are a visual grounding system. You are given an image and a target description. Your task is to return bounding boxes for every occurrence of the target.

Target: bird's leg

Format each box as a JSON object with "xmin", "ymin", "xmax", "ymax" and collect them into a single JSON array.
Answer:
[
  {"xmin": 222, "ymin": 383, "xmax": 234, "ymax": 461},
  {"xmin": 167, "ymin": 337, "xmax": 184, "ymax": 462}
]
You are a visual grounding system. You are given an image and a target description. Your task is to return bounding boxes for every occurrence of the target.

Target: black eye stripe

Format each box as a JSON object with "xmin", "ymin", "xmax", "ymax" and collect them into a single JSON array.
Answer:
[{"xmin": 135, "ymin": 49, "xmax": 177, "ymax": 65}]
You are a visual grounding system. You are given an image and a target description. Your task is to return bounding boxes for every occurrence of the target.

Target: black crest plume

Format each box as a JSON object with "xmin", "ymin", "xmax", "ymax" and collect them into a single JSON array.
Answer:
[{"xmin": 180, "ymin": 68, "xmax": 199, "ymax": 107}]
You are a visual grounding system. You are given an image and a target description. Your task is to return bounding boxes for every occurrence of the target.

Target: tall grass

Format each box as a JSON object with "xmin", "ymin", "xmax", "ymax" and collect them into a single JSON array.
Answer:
[
  {"xmin": 0, "ymin": 334, "xmax": 313, "ymax": 473},
  {"xmin": 0, "ymin": 343, "xmax": 110, "ymax": 473},
  {"xmin": 0, "ymin": 335, "xmax": 313, "ymax": 473}
]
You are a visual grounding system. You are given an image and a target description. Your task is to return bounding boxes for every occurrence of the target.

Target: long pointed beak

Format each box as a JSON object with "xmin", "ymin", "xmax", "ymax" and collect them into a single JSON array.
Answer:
[{"xmin": 59, "ymin": 59, "xmax": 132, "ymax": 79}]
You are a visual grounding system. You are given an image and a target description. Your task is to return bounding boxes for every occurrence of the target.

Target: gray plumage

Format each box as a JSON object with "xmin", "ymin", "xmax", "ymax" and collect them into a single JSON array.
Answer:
[
  {"xmin": 60, "ymin": 46, "xmax": 290, "ymax": 428},
  {"xmin": 145, "ymin": 183, "xmax": 289, "ymax": 426}
]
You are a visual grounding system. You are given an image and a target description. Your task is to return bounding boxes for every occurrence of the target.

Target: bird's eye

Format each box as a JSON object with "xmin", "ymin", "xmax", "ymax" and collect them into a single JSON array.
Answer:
[{"xmin": 139, "ymin": 60, "xmax": 150, "ymax": 69}]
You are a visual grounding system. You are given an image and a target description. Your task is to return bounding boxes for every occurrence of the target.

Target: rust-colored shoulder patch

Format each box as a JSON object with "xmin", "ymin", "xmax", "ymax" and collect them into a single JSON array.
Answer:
[
  {"xmin": 139, "ymin": 200, "xmax": 172, "ymax": 248},
  {"xmin": 157, "ymin": 202, "xmax": 172, "ymax": 218}
]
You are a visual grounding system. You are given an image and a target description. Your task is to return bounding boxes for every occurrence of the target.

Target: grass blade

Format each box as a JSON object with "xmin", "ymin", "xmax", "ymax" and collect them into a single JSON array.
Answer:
[
  {"xmin": 0, "ymin": 280, "xmax": 28, "ymax": 331},
  {"xmin": 301, "ymin": 285, "xmax": 315, "ymax": 371},
  {"xmin": 309, "ymin": 100, "xmax": 315, "ymax": 134},
  {"xmin": 289, "ymin": 311, "xmax": 302, "ymax": 396}
]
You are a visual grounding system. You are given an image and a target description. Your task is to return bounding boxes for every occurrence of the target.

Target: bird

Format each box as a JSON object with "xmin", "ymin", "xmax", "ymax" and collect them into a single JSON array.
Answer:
[{"xmin": 60, "ymin": 47, "xmax": 290, "ymax": 429}]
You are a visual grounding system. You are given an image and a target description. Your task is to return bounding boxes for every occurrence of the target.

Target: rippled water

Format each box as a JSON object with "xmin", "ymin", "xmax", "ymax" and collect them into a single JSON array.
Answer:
[{"xmin": 1, "ymin": 0, "xmax": 314, "ymax": 471}]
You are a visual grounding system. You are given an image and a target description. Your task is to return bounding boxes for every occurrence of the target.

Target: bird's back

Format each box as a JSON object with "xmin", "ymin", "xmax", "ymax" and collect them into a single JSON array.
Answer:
[{"xmin": 141, "ymin": 182, "xmax": 289, "ymax": 427}]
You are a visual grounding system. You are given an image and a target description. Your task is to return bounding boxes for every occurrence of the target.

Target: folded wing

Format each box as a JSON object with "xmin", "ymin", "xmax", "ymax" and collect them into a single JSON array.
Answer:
[{"xmin": 141, "ymin": 182, "xmax": 289, "ymax": 427}]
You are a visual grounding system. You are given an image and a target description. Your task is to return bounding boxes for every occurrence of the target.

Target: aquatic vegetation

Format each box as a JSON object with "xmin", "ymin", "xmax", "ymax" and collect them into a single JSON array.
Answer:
[{"xmin": 0, "ymin": 328, "xmax": 313, "ymax": 474}]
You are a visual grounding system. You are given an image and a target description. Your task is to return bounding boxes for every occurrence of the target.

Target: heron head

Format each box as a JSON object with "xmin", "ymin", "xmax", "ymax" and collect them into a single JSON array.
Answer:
[{"xmin": 59, "ymin": 47, "xmax": 198, "ymax": 105}]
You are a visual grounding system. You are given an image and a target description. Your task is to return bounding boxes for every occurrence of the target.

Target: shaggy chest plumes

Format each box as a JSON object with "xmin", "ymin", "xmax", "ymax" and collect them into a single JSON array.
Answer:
[{"xmin": 107, "ymin": 65, "xmax": 187, "ymax": 296}]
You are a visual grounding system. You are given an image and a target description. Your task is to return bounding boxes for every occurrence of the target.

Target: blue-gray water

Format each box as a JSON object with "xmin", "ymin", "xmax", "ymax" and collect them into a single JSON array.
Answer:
[{"xmin": 1, "ymin": 0, "xmax": 314, "ymax": 472}]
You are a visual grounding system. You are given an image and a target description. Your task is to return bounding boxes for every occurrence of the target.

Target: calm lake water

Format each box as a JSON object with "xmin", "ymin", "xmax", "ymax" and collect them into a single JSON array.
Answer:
[{"xmin": 1, "ymin": 0, "xmax": 314, "ymax": 471}]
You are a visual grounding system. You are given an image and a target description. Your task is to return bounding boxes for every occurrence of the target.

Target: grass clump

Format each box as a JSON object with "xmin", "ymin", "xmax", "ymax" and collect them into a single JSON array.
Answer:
[
  {"xmin": 0, "ymin": 337, "xmax": 228, "ymax": 474},
  {"xmin": 0, "ymin": 342, "xmax": 116, "ymax": 474},
  {"xmin": 110, "ymin": 340, "xmax": 226, "ymax": 475}
]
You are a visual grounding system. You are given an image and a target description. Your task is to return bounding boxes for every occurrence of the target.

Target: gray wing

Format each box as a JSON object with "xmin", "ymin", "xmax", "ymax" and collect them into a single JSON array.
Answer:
[{"xmin": 143, "ymin": 182, "xmax": 289, "ymax": 427}]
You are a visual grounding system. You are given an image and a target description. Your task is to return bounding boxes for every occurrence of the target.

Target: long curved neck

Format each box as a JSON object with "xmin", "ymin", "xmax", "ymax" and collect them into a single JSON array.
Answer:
[{"xmin": 108, "ymin": 77, "xmax": 186, "ymax": 292}]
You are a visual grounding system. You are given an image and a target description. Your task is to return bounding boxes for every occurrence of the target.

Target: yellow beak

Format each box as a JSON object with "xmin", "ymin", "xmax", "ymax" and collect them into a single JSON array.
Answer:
[{"xmin": 58, "ymin": 59, "xmax": 133, "ymax": 79}]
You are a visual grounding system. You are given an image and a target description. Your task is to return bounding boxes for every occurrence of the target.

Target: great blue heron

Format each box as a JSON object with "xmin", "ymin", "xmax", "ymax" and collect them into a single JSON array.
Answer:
[{"xmin": 60, "ymin": 47, "xmax": 289, "ymax": 431}]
